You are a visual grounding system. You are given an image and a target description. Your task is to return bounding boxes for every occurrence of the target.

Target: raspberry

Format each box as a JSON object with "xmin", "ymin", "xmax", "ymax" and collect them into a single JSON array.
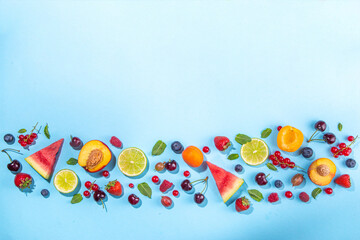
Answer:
[
  {"xmin": 110, "ymin": 136, "xmax": 122, "ymax": 148},
  {"xmin": 299, "ymin": 192, "xmax": 310, "ymax": 202},
  {"xmin": 268, "ymin": 193, "xmax": 279, "ymax": 203},
  {"xmin": 159, "ymin": 180, "xmax": 173, "ymax": 193}
]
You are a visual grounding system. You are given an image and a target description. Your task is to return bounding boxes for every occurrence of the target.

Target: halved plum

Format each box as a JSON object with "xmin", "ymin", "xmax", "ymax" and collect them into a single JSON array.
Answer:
[{"xmin": 78, "ymin": 140, "xmax": 112, "ymax": 172}]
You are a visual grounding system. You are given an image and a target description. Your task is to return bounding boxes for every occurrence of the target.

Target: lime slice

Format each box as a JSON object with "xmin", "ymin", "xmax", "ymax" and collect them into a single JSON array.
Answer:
[
  {"xmin": 118, "ymin": 147, "xmax": 147, "ymax": 177},
  {"xmin": 240, "ymin": 138, "xmax": 269, "ymax": 166},
  {"xmin": 53, "ymin": 169, "xmax": 78, "ymax": 194}
]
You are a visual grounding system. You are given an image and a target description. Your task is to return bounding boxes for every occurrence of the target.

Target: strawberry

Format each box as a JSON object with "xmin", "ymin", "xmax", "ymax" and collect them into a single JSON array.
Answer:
[
  {"xmin": 110, "ymin": 136, "xmax": 122, "ymax": 148},
  {"xmin": 235, "ymin": 196, "xmax": 250, "ymax": 212},
  {"xmin": 214, "ymin": 136, "xmax": 231, "ymax": 151},
  {"xmin": 160, "ymin": 180, "xmax": 173, "ymax": 193},
  {"xmin": 335, "ymin": 174, "xmax": 351, "ymax": 188},
  {"xmin": 105, "ymin": 180, "xmax": 122, "ymax": 196},
  {"xmin": 14, "ymin": 173, "xmax": 32, "ymax": 190}
]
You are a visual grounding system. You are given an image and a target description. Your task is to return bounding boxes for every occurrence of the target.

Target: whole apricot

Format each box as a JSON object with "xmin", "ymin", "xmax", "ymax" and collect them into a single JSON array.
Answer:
[{"xmin": 182, "ymin": 146, "xmax": 204, "ymax": 168}]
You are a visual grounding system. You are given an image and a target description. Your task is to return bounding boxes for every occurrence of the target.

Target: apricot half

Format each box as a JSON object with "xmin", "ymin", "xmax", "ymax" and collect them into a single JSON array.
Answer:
[
  {"xmin": 78, "ymin": 140, "xmax": 112, "ymax": 172},
  {"xmin": 308, "ymin": 158, "xmax": 336, "ymax": 186},
  {"xmin": 277, "ymin": 126, "xmax": 304, "ymax": 152}
]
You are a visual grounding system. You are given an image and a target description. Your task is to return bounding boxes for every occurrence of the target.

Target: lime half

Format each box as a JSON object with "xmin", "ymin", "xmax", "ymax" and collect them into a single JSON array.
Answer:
[
  {"xmin": 53, "ymin": 169, "xmax": 78, "ymax": 194},
  {"xmin": 118, "ymin": 147, "xmax": 147, "ymax": 177},
  {"xmin": 240, "ymin": 138, "xmax": 269, "ymax": 166}
]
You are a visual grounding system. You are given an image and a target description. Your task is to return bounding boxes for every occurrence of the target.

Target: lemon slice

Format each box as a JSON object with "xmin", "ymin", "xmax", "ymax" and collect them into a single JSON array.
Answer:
[
  {"xmin": 53, "ymin": 169, "xmax": 78, "ymax": 193},
  {"xmin": 118, "ymin": 147, "xmax": 147, "ymax": 177},
  {"xmin": 240, "ymin": 138, "xmax": 269, "ymax": 166}
]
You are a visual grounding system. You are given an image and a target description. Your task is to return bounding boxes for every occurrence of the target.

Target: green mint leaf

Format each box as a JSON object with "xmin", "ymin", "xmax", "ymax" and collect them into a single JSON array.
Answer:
[
  {"xmin": 261, "ymin": 128, "xmax": 272, "ymax": 138},
  {"xmin": 67, "ymin": 158, "xmax": 78, "ymax": 165},
  {"xmin": 227, "ymin": 153, "xmax": 239, "ymax": 160},
  {"xmin": 44, "ymin": 124, "xmax": 50, "ymax": 139},
  {"xmin": 235, "ymin": 134, "xmax": 252, "ymax": 145},
  {"xmin": 338, "ymin": 123, "xmax": 343, "ymax": 132},
  {"xmin": 312, "ymin": 187, "xmax": 322, "ymax": 199},
  {"xmin": 137, "ymin": 182, "xmax": 152, "ymax": 198},
  {"xmin": 71, "ymin": 194, "xmax": 83, "ymax": 204},
  {"xmin": 266, "ymin": 162, "xmax": 277, "ymax": 171},
  {"xmin": 151, "ymin": 140, "xmax": 166, "ymax": 156},
  {"xmin": 248, "ymin": 189, "xmax": 263, "ymax": 202},
  {"xmin": 18, "ymin": 129, "xmax": 27, "ymax": 133}
]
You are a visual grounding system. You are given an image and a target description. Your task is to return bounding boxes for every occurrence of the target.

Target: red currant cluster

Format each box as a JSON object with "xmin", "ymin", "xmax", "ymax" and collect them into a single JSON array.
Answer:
[
  {"xmin": 269, "ymin": 151, "xmax": 301, "ymax": 169},
  {"xmin": 83, "ymin": 181, "xmax": 99, "ymax": 197},
  {"xmin": 18, "ymin": 133, "xmax": 38, "ymax": 147},
  {"xmin": 331, "ymin": 135, "xmax": 357, "ymax": 158}
]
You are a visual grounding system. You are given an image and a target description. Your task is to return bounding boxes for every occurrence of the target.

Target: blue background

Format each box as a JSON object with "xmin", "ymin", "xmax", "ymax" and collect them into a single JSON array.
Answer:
[{"xmin": 1, "ymin": 1, "xmax": 360, "ymax": 239}]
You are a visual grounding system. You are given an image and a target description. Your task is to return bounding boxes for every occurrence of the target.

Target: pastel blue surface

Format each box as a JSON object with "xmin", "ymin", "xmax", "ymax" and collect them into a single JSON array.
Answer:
[{"xmin": 1, "ymin": 1, "xmax": 360, "ymax": 240}]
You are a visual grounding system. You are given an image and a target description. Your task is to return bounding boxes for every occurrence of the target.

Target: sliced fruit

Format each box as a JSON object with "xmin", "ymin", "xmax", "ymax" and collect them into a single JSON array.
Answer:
[
  {"xmin": 240, "ymin": 138, "xmax": 269, "ymax": 166},
  {"xmin": 308, "ymin": 158, "xmax": 336, "ymax": 186},
  {"xmin": 53, "ymin": 169, "xmax": 78, "ymax": 194},
  {"xmin": 25, "ymin": 139, "xmax": 64, "ymax": 180},
  {"xmin": 277, "ymin": 126, "xmax": 304, "ymax": 152},
  {"xmin": 207, "ymin": 161, "xmax": 244, "ymax": 203},
  {"xmin": 118, "ymin": 147, "xmax": 147, "ymax": 177},
  {"xmin": 78, "ymin": 140, "xmax": 112, "ymax": 172}
]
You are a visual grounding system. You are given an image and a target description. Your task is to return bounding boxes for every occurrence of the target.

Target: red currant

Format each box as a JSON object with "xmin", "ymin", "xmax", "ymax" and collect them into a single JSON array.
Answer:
[
  {"xmin": 30, "ymin": 133, "xmax": 37, "ymax": 139},
  {"xmin": 152, "ymin": 176, "xmax": 159, "ymax": 183},
  {"xmin": 338, "ymin": 150, "xmax": 344, "ymax": 156},
  {"xmin": 334, "ymin": 154, "xmax": 339, "ymax": 158},
  {"xmin": 83, "ymin": 190, "xmax": 90, "ymax": 197},
  {"xmin": 183, "ymin": 170, "xmax": 190, "ymax": 177},
  {"xmin": 330, "ymin": 147, "xmax": 338, "ymax": 153},
  {"xmin": 343, "ymin": 148, "xmax": 351, "ymax": 156},
  {"xmin": 129, "ymin": 183, "xmax": 134, "ymax": 188},
  {"xmin": 269, "ymin": 155, "xmax": 276, "ymax": 161},
  {"xmin": 27, "ymin": 138, "xmax": 33, "ymax": 144},
  {"xmin": 285, "ymin": 191, "xmax": 293, "ymax": 198},
  {"xmin": 274, "ymin": 151, "xmax": 281, "ymax": 157},
  {"xmin": 280, "ymin": 164, "xmax": 287, "ymax": 169},
  {"xmin": 20, "ymin": 142, "xmax": 27, "ymax": 147},
  {"xmin": 339, "ymin": 143, "xmax": 347, "ymax": 149},
  {"xmin": 91, "ymin": 184, "xmax": 99, "ymax": 191},
  {"xmin": 324, "ymin": 188, "xmax": 333, "ymax": 194},
  {"xmin": 277, "ymin": 126, "xmax": 282, "ymax": 131},
  {"xmin": 172, "ymin": 190, "xmax": 179, "ymax": 197},
  {"xmin": 284, "ymin": 158, "xmax": 290, "ymax": 164},
  {"xmin": 272, "ymin": 160, "xmax": 279, "ymax": 166},
  {"xmin": 85, "ymin": 181, "xmax": 92, "ymax": 189},
  {"xmin": 289, "ymin": 162, "xmax": 295, "ymax": 169},
  {"xmin": 19, "ymin": 135, "xmax": 25, "ymax": 140},
  {"xmin": 278, "ymin": 156, "xmax": 284, "ymax": 163},
  {"xmin": 102, "ymin": 171, "xmax": 109, "ymax": 177},
  {"xmin": 348, "ymin": 136, "xmax": 354, "ymax": 142},
  {"xmin": 202, "ymin": 146, "xmax": 210, "ymax": 153}
]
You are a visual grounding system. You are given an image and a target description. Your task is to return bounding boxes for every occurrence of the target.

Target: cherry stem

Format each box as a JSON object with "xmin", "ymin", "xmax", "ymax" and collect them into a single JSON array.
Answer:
[
  {"xmin": 191, "ymin": 177, "xmax": 208, "ymax": 185},
  {"xmin": 307, "ymin": 129, "xmax": 318, "ymax": 142},
  {"xmin": 265, "ymin": 174, "xmax": 270, "ymax": 179},
  {"xmin": 310, "ymin": 139, "xmax": 325, "ymax": 142},
  {"xmin": 200, "ymin": 177, "xmax": 208, "ymax": 194},
  {"xmin": 1, "ymin": 148, "xmax": 21, "ymax": 162}
]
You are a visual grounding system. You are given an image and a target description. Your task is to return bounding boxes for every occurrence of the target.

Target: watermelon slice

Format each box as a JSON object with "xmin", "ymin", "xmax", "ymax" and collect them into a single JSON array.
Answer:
[
  {"xmin": 207, "ymin": 161, "xmax": 244, "ymax": 203},
  {"xmin": 25, "ymin": 139, "xmax": 64, "ymax": 181}
]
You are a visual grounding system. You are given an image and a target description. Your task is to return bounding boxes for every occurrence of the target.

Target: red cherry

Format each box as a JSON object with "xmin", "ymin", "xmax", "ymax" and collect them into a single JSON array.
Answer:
[
  {"xmin": 202, "ymin": 146, "xmax": 210, "ymax": 153},
  {"xmin": 102, "ymin": 171, "xmax": 109, "ymax": 177},
  {"xmin": 85, "ymin": 181, "xmax": 92, "ymax": 189},
  {"xmin": 172, "ymin": 190, "xmax": 179, "ymax": 197},
  {"xmin": 277, "ymin": 126, "xmax": 282, "ymax": 131},
  {"xmin": 30, "ymin": 133, "xmax": 37, "ymax": 139},
  {"xmin": 285, "ymin": 191, "xmax": 293, "ymax": 198},
  {"xmin": 272, "ymin": 160, "xmax": 279, "ymax": 166},
  {"xmin": 289, "ymin": 162, "xmax": 295, "ymax": 169},
  {"xmin": 339, "ymin": 143, "xmax": 347, "ymax": 149},
  {"xmin": 152, "ymin": 176, "xmax": 159, "ymax": 183},
  {"xmin": 274, "ymin": 151, "xmax": 281, "ymax": 157},
  {"xmin": 284, "ymin": 158, "xmax": 290, "ymax": 164},
  {"xmin": 269, "ymin": 155, "xmax": 276, "ymax": 161},
  {"xmin": 129, "ymin": 183, "xmax": 134, "ymax": 188},
  {"xmin": 280, "ymin": 164, "xmax": 287, "ymax": 169},
  {"xmin": 91, "ymin": 184, "xmax": 99, "ymax": 191},
  {"xmin": 19, "ymin": 135, "xmax": 25, "ymax": 140},
  {"xmin": 83, "ymin": 190, "xmax": 90, "ymax": 197},
  {"xmin": 183, "ymin": 171, "xmax": 190, "ymax": 177},
  {"xmin": 348, "ymin": 136, "xmax": 354, "ymax": 142},
  {"xmin": 324, "ymin": 188, "xmax": 333, "ymax": 194}
]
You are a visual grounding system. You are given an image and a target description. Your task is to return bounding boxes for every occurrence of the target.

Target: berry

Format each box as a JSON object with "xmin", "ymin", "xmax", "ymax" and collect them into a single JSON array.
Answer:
[
  {"xmin": 299, "ymin": 192, "xmax": 310, "ymax": 202},
  {"xmin": 255, "ymin": 172, "xmax": 268, "ymax": 186},
  {"xmin": 274, "ymin": 151, "xmax": 281, "ymax": 157},
  {"xmin": 19, "ymin": 135, "xmax": 25, "ymax": 140},
  {"xmin": 129, "ymin": 183, "xmax": 134, "ymax": 188},
  {"xmin": 285, "ymin": 191, "xmax": 293, "ymax": 198},
  {"xmin": 70, "ymin": 136, "xmax": 83, "ymax": 149},
  {"xmin": 315, "ymin": 121, "xmax": 327, "ymax": 132},
  {"xmin": 277, "ymin": 126, "xmax": 282, "ymax": 131},
  {"xmin": 274, "ymin": 180, "xmax": 283, "ymax": 188},
  {"xmin": 202, "ymin": 146, "xmax": 210, "ymax": 153},
  {"xmin": 348, "ymin": 136, "xmax": 355, "ymax": 142},
  {"xmin": 323, "ymin": 133, "xmax": 336, "ymax": 144},
  {"xmin": 183, "ymin": 170, "xmax": 190, "ymax": 177},
  {"xmin": 334, "ymin": 155, "xmax": 339, "ymax": 159},
  {"xmin": 41, "ymin": 189, "xmax": 49, "ymax": 197},
  {"xmin": 4, "ymin": 134, "xmax": 15, "ymax": 144},
  {"xmin": 160, "ymin": 180, "xmax": 173, "ymax": 193},
  {"xmin": 109, "ymin": 136, "xmax": 122, "ymax": 148},
  {"xmin": 269, "ymin": 155, "xmax": 276, "ymax": 161},
  {"xmin": 85, "ymin": 181, "xmax": 92, "ymax": 189},
  {"xmin": 272, "ymin": 160, "xmax": 279, "ymax": 166},
  {"xmin": 105, "ymin": 180, "xmax": 122, "ymax": 196},
  {"xmin": 155, "ymin": 162, "xmax": 165, "ymax": 172},
  {"xmin": 268, "ymin": 193, "xmax": 279, "ymax": 203},
  {"xmin": 345, "ymin": 158, "xmax": 356, "ymax": 168},
  {"xmin": 93, "ymin": 190, "xmax": 106, "ymax": 202},
  {"xmin": 128, "ymin": 194, "xmax": 140, "ymax": 205},
  {"xmin": 288, "ymin": 162, "xmax": 295, "ymax": 169},
  {"xmin": 324, "ymin": 188, "xmax": 333, "ymax": 195},
  {"xmin": 83, "ymin": 190, "xmax": 90, "ymax": 197},
  {"xmin": 280, "ymin": 164, "xmax": 287, "ymax": 169},
  {"xmin": 181, "ymin": 179, "xmax": 192, "ymax": 191},
  {"xmin": 161, "ymin": 196, "xmax": 172, "ymax": 207},
  {"xmin": 30, "ymin": 133, "xmax": 37, "ymax": 139},
  {"xmin": 102, "ymin": 171, "xmax": 109, "ymax": 177},
  {"xmin": 343, "ymin": 148, "xmax": 352, "ymax": 156},
  {"xmin": 14, "ymin": 173, "xmax": 32, "ymax": 189},
  {"xmin": 171, "ymin": 141, "xmax": 184, "ymax": 154},
  {"xmin": 152, "ymin": 175, "xmax": 159, "ymax": 183},
  {"xmin": 301, "ymin": 147, "xmax": 313, "ymax": 158},
  {"xmin": 284, "ymin": 158, "xmax": 290, "ymax": 164},
  {"xmin": 165, "ymin": 160, "xmax": 177, "ymax": 171},
  {"xmin": 335, "ymin": 174, "xmax": 351, "ymax": 188},
  {"xmin": 331, "ymin": 147, "xmax": 338, "ymax": 154},
  {"xmin": 91, "ymin": 184, "xmax": 99, "ymax": 191},
  {"xmin": 339, "ymin": 143, "xmax": 347, "ymax": 149},
  {"xmin": 235, "ymin": 197, "xmax": 250, "ymax": 212},
  {"xmin": 214, "ymin": 136, "xmax": 231, "ymax": 151},
  {"xmin": 27, "ymin": 138, "xmax": 33, "ymax": 144},
  {"xmin": 234, "ymin": 164, "xmax": 243, "ymax": 173},
  {"xmin": 278, "ymin": 156, "xmax": 284, "ymax": 162},
  {"xmin": 194, "ymin": 193, "xmax": 205, "ymax": 204},
  {"xmin": 7, "ymin": 160, "xmax": 21, "ymax": 172},
  {"xmin": 172, "ymin": 190, "xmax": 179, "ymax": 197},
  {"xmin": 20, "ymin": 142, "xmax": 27, "ymax": 147}
]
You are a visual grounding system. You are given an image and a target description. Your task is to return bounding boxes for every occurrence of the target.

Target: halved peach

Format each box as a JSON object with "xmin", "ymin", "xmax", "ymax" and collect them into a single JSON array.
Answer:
[
  {"xmin": 78, "ymin": 140, "xmax": 112, "ymax": 172},
  {"xmin": 277, "ymin": 126, "xmax": 304, "ymax": 152},
  {"xmin": 308, "ymin": 158, "xmax": 336, "ymax": 186}
]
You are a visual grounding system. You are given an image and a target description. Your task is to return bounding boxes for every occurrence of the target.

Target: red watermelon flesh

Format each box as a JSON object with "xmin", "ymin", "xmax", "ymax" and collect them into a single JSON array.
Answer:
[
  {"xmin": 25, "ymin": 139, "xmax": 64, "ymax": 180},
  {"xmin": 207, "ymin": 161, "xmax": 244, "ymax": 203}
]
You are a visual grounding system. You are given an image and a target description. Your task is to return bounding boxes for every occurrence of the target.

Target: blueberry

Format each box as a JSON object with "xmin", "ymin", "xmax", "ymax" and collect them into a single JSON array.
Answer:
[
  {"xmin": 274, "ymin": 180, "xmax": 283, "ymax": 188},
  {"xmin": 234, "ymin": 164, "xmax": 243, "ymax": 173},
  {"xmin": 346, "ymin": 159, "xmax": 356, "ymax": 168},
  {"xmin": 41, "ymin": 189, "xmax": 49, "ymax": 197},
  {"xmin": 171, "ymin": 141, "xmax": 184, "ymax": 154},
  {"xmin": 4, "ymin": 134, "xmax": 15, "ymax": 144},
  {"xmin": 301, "ymin": 147, "xmax": 313, "ymax": 158}
]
